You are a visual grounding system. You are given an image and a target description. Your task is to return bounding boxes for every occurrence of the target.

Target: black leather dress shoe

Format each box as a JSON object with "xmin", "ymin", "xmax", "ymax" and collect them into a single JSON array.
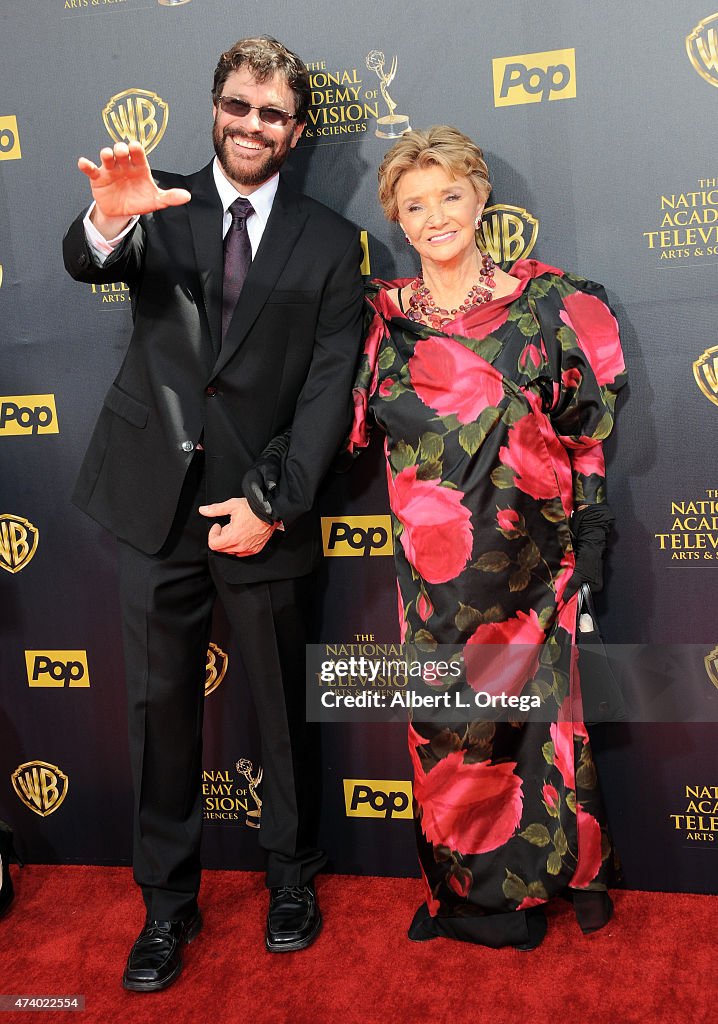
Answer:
[
  {"xmin": 122, "ymin": 911, "xmax": 202, "ymax": 992},
  {"xmin": 266, "ymin": 885, "xmax": 321, "ymax": 953}
]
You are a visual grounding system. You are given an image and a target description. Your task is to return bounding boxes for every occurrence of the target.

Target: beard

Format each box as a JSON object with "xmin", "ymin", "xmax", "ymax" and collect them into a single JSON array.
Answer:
[{"xmin": 212, "ymin": 121, "xmax": 290, "ymax": 187}]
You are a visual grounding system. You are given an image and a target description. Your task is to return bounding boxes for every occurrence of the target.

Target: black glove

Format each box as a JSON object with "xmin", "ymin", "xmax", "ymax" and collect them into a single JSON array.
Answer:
[
  {"xmin": 563, "ymin": 503, "xmax": 615, "ymax": 600},
  {"xmin": 241, "ymin": 429, "xmax": 291, "ymax": 524}
]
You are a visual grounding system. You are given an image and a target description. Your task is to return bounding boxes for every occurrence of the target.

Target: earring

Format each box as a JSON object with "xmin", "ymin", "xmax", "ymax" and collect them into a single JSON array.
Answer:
[
  {"xmin": 405, "ymin": 234, "xmax": 412, "ymax": 245},
  {"xmin": 474, "ymin": 216, "xmax": 482, "ymax": 230}
]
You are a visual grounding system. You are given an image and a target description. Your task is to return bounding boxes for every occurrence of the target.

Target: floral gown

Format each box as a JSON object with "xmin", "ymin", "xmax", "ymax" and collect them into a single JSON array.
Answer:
[{"xmin": 349, "ymin": 259, "xmax": 626, "ymax": 947}]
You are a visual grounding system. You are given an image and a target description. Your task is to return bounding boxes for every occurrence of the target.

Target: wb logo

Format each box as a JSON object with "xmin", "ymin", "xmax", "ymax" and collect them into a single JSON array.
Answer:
[
  {"xmin": 0, "ymin": 396, "xmax": 58, "ymax": 436},
  {"xmin": 693, "ymin": 346, "xmax": 718, "ymax": 408},
  {"xmin": 481, "ymin": 204, "xmax": 539, "ymax": 263},
  {"xmin": 705, "ymin": 646, "xmax": 718, "ymax": 691},
  {"xmin": 687, "ymin": 15, "xmax": 718, "ymax": 88},
  {"xmin": 321, "ymin": 516, "xmax": 393, "ymax": 557},
  {"xmin": 102, "ymin": 89, "xmax": 169, "ymax": 155},
  {"xmin": 343, "ymin": 780, "xmax": 413, "ymax": 819},
  {"xmin": 26, "ymin": 651, "xmax": 90, "ymax": 688},
  {"xmin": 0, "ymin": 116, "xmax": 21, "ymax": 161},
  {"xmin": 493, "ymin": 49, "xmax": 576, "ymax": 107},
  {"xmin": 205, "ymin": 642, "xmax": 229, "ymax": 696},
  {"xmin": 12, "ymin": 761, "xmax": 69, "ymax": 817},
  {"xmin": 0, "ymin": 515, "xmax": 39, "ymax": 574},
  {"xmin": 360, "ymin": 229, "xmax": 371, "ymax": 276}
]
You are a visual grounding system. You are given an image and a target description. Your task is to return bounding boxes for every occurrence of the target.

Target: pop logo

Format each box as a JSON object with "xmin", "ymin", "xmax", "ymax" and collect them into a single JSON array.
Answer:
[
  {"xmin": 0, "ymin": 396, "xmax": 58, "ymax": 436},
  {"xmin": 25, "ymin": 651, "xmax": 90, "ymax": 688},
  {"xmin": 0, "ymin": 116, "xmax": 21, "ymax": 161},
  {"xmin": 321, "ymin": 516, "xmax": 393, "ymax": 557},
  {"xmin": 493, "ymin": 49, "xmax": 576, "ymax": 107},
  {"xmin": 343, "ymin": 779, "xmax": 413, "ymax": 819}
]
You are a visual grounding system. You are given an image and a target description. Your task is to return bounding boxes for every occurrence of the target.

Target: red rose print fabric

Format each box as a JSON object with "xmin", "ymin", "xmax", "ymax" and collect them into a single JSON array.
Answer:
[
  {"xmin": 409, "ymin": 725, "xmax": 524, "ymax": 855},
  {"xmin": 348, "ymin": 261, "xmax": 625, "ymax": 942},
  {"xmin": 408, "ymin": 336, "xmax": 505, "ymax": 423},
  {"xmin": 387, "ymin": 464, "xmax": 473, "ymax": 583},
  {"xmin": 559, "ymin": 291, "xmax": 625, "ymax": 387}
]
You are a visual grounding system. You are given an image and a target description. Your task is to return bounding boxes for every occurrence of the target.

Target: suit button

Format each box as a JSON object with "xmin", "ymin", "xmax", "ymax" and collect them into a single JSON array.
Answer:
[
  {"xmin": 78, "ymin": 254, "xmax": 88, "ymax": 266},
  {"xmin": 181, "ymin": 441, "xmax": 194, "ymax": 452},
  {"xmin": 205, "ymin": 386, "xmax": 217, "ymax": 397}
]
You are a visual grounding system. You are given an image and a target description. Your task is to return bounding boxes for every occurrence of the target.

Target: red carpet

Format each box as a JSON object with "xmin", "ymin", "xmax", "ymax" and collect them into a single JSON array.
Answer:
[{"xmin": 0, "ymin": 867, "xmax": 715, "ymax": 1024}]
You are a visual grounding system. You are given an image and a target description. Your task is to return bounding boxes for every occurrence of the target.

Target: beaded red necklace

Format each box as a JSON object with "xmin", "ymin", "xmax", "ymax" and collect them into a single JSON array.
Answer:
[{"xmin": 406, "ymin": 251, "xmax": 497, "ymax": 329}]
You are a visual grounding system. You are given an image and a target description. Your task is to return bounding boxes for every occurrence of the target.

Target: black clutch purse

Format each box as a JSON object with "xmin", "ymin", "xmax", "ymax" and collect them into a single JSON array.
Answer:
[{"xmin": 576, "ymin": 584, "xmax": 627, "ymax": 724}]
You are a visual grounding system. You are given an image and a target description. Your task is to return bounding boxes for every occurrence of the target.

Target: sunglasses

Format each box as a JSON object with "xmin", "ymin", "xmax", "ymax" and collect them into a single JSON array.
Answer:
[{"xmin": 216, "ymin": 96, "xmax": 298, "ymax": 127}]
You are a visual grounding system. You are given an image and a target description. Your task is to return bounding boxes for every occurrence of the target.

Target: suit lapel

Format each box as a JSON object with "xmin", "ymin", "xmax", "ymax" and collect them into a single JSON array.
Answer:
[
  {"xmin": 186, "ymin": 162, "xmax": 224, "ymax": 356},
  {"xmin": 211, "ymin": 177, "xmax": 308, "ymax": 376}
]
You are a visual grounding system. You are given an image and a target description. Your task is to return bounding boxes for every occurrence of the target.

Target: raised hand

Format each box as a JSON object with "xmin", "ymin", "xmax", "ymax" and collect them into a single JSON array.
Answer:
[{"xmin": 77, "ymin": 140, "xmax": 191, "ymax": 237}]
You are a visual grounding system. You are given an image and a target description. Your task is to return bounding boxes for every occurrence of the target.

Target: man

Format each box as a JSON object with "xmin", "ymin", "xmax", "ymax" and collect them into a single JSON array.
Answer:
[{"xmin": 63, "ymin": 37, "xmax": 363, "ymax": 992}]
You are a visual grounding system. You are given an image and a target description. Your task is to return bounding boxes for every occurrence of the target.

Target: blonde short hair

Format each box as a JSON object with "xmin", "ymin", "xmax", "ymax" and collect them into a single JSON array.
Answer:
[{"xmin": 377, "ymin": 126, "xmax": 491, "ymax": 222}]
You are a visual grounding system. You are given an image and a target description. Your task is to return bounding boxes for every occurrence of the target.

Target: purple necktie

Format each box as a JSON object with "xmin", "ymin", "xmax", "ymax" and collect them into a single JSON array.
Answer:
[{"xmin": 221, "ymin": 197, "xmax": 254, "ymax": 341}]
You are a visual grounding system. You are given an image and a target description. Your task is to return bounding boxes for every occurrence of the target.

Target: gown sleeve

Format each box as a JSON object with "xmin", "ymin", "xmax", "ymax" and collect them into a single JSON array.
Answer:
[
  {"xmin": 529, "ymin": 273, "xmax": 627, "ymax": 505},
  {"xmin": 346, "ymin": 293, "xmax": 389, "ymax": 454}
]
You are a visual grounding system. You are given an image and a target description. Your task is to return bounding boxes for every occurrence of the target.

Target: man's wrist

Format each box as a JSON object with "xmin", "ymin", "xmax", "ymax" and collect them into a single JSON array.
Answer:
[
  {"xmin": 83, "ymin": 204, "xmax": 138, "ymax": 261},
  {"xmin": 89, "ymin": 204, "xmax": 132, "ymax": 240}
]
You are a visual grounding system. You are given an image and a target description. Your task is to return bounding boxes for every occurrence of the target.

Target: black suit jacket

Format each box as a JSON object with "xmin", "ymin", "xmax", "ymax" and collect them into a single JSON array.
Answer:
[{"xmin": 63, "ymin": 162, "xmax": 364, "ymax": 583}]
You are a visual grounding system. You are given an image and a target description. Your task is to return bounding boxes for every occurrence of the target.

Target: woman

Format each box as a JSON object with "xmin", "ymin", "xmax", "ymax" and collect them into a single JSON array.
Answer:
[{"xmin": 347, "ymin": 126, "xmax": 626, "ymax": 950}]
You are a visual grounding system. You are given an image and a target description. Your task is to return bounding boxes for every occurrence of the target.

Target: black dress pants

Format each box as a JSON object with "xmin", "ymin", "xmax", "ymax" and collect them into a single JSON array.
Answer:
[{"xmin": 116, "ymin": 455, "xmax": 325, "ymax": 920}]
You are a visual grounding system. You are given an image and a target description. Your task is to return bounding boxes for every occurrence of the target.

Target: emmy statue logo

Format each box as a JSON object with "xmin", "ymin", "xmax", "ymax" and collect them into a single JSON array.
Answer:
[
  {"xmin": 705, "ymin": 646, "xmax": 718, "ymax": 690},
  {"xmin": 236, "ymin": 759, "xmax": 262, "ymax": 829},
  {"xmin": 366, "ymin": 50, "xmax": 411, "ymax": 138},
  {"xmin": 158, "ymin": 0, "xmax": 193, "ymax": 6},
  {"xmin": 693, "ymin": 346, "xmax": 718, "ymax": 408}
]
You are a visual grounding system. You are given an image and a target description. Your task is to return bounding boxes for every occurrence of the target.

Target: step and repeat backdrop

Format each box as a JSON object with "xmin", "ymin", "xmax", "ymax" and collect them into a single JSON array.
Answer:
[{"xmin": 1, "ymin": 0, "xmax": 717, "ymax": 894}]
